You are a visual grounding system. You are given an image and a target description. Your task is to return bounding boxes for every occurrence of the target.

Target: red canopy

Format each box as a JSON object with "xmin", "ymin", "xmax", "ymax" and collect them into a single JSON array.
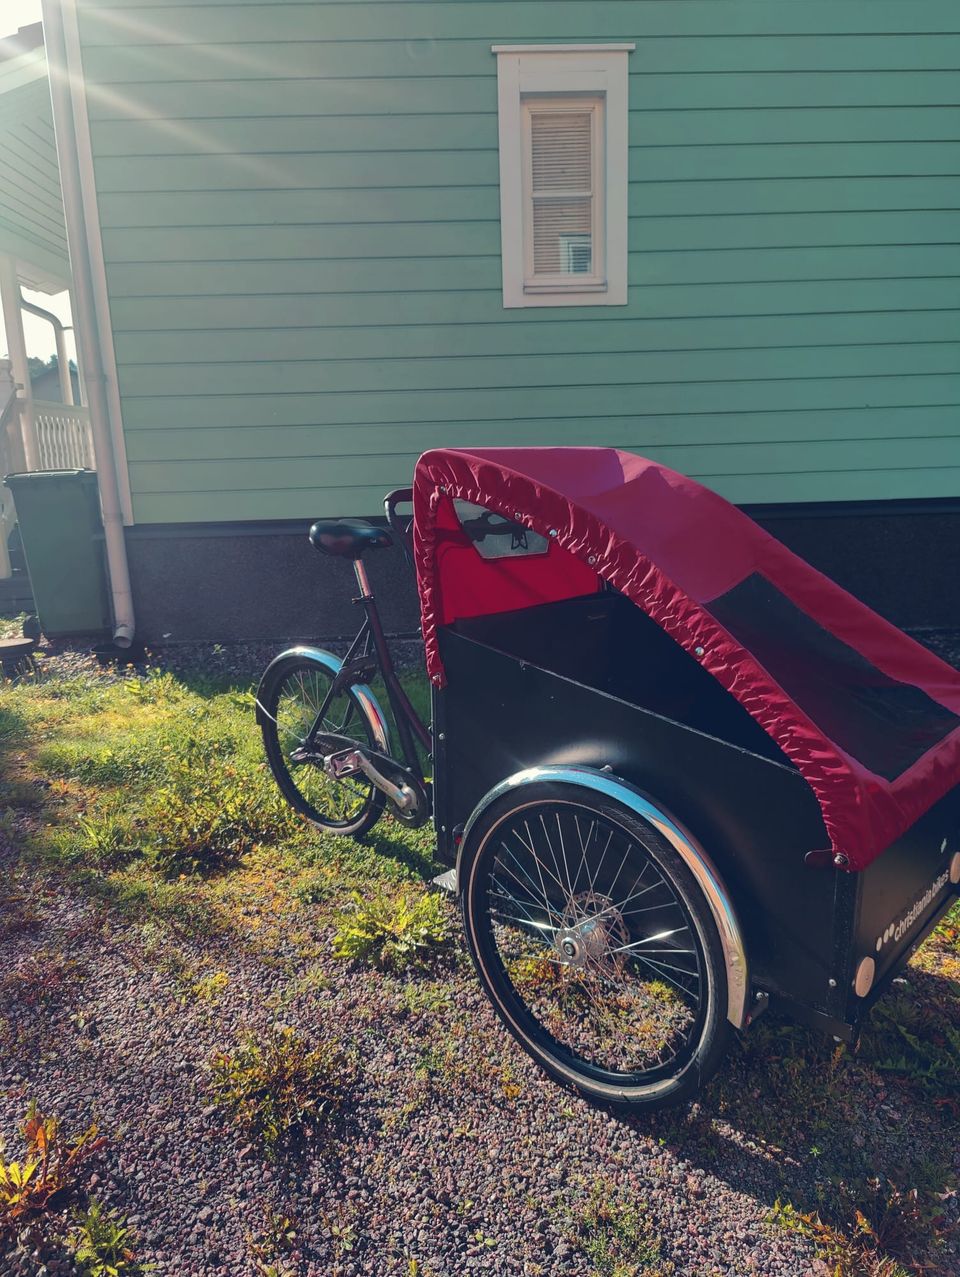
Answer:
[{"xmin": 413, "ymin": 447, "xmax": 960, "ymax": 870}]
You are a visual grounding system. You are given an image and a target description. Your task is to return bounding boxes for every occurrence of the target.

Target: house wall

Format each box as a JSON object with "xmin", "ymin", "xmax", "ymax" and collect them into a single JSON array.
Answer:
[
  {"xmin": 0, "ymin": 57, "xmax": 70, "ymax": 285},
  {"xmin": 75, "ymin": 0, "xmax": 960, "ymax": 531}
]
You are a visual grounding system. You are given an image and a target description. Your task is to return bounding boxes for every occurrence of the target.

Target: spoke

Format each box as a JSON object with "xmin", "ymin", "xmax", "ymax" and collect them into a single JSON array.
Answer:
[
  {"xmin": 604, "ymin": 833, "xmax": 637, "ymax": 905},
  {"xmin": 535, "ymin": 813, "xmax": 566, "ymax": 907},
  {"xmin": 621, "ymin": 899, "xmax": 685, "ymax": 919},
  {"xmin": 541, "ymin": 813, "xmax": 575, "ymax": 917},
  {"xmin": 586, "ymin": 873, "xmax": 663, "ymax": 926},
  {"xmin": 489, "ymin": 872, "xmax": 554, "ymax": 929},
  {"xmin": 554, "ymin": 811, "xmax": 577, "ymax": 906},
  {"xmin": 585, "ymin": 822, "xmax": 613, "ymax": 898},
  {"xmin": 569, "ymin": 814, "xmax": 586, "ymax": 899},
  {"xmin": 628, "ymin": 950, "xmax": 700, "ymax": 985},
  {"xmin": 496, "ymin": 846, "xmax": 549, "ymax": 907},
  {"xmin": 490, "ymin": 910, "xmax": 558, "ymax": 931},
  {"xmin": 511, "ymin": 824, "xmax": 568, "ymax": 900},
  {"xmin": 606, "ymin": 927, "xmax": 690, "ymax": 958}
]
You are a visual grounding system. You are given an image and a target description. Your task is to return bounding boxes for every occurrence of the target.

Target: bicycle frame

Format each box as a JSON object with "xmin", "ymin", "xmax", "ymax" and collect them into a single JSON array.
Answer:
[{"xmin": 306, "ymin": 556, "xmax": 431, "ymax": 783}]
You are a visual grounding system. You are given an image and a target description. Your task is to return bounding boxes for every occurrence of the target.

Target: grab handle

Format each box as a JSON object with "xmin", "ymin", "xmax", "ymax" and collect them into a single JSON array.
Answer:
[{"xmin": 384, "ymin": 487, "xmax": 415, "ymax": 571}]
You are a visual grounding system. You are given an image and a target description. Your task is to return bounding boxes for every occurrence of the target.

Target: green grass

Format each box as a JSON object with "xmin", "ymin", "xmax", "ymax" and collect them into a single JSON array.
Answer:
[{"xmin": 0, "ymin": 660, "xmax": 440, "ymax": 952}]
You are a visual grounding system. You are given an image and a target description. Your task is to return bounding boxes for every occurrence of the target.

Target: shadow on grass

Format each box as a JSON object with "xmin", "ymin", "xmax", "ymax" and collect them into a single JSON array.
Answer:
[
  {"xmin": 359, "ymin": 821, "xmax": 444, "ymax": 881},
  {"xmin": 609, "ymin": 981, "xmax": 959, "ymax": 1275}
]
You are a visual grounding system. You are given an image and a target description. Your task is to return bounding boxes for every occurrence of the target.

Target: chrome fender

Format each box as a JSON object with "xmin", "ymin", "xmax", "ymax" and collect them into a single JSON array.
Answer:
[
  {"xmin": 458, "ymin": 765, "xmax": 750, "ymax": 1030},
  {"xmin": 255, "ymin": 645, "xmax": 391, "ymax": 753}
]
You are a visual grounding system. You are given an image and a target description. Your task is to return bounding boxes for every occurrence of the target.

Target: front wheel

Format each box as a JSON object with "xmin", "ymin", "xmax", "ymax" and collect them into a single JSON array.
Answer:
[
  {"xmin": 459, "ymin": 781, "xmax": 730, "ymax": 1109},
  {"xmin": 258, "ymin": 652, "xmax": 386, "ymax": 838}
]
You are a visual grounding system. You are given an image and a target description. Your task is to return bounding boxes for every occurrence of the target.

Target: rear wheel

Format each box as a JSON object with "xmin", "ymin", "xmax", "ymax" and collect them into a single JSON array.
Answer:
[
  {"xmin": 259, "ymin": 654, "xmax": 386, "ymax": 838},
  {"xmin": 460, "ymin": 782, "xmax": 730, "ymax": 1108}
]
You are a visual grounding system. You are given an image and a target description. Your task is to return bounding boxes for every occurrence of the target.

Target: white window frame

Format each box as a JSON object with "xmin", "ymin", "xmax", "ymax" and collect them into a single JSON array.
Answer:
[{"xmin": 493, "ymin": 44, "xmax": 634, "ymax": 309}]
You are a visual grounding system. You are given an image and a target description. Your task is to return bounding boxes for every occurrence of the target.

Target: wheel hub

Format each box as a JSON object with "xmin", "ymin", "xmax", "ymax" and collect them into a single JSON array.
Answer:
[{"xmin": 554, "ymin": 891, "xmax": 628, "ymax": 971}]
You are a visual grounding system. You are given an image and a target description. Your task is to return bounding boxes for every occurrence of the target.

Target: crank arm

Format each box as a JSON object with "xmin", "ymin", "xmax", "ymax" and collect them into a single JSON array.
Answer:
[{"xmin": 325, "ymin": 747, "xmax": 418, "ymax": 814}]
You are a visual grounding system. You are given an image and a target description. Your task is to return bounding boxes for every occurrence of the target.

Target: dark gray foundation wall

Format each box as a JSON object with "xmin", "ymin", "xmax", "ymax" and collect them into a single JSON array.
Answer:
[
  {"xmin": 125, "ymin": 500, "xmax": 960, "ymax": 645},
  {"xmin": 125, "ymin": 519, "xmax": 421, "ymax": 644}
]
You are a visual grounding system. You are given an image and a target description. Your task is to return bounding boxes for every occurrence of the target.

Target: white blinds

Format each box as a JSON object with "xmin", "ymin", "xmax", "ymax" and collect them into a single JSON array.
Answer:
[{"xmin": 527, "ymin": 106, "xmax": 596, "ymax": 277}]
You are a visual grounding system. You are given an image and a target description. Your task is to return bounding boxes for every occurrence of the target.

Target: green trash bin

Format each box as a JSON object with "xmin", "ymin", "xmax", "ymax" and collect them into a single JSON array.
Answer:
[{"xmin": 4, "ymin": 469, "xmax": 112, "ymax": 639}]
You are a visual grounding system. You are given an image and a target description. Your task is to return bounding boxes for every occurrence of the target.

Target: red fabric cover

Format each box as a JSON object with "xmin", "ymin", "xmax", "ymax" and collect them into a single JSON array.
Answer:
[
  {"xmin": 413, "ymin": 447, "xmax": 960, "ymax": 871},
  {"xmin": 430, "ymin": 491, "xmax": 600, "ymax": 626}
]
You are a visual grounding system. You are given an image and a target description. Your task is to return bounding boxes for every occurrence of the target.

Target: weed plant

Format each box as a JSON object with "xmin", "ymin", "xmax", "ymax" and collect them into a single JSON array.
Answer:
[
  {"xmin": 333, "ymin": 887, "xmax": 450, "ymax": 971},
  {"xmin": 0, "ymin": 1104, "xmax": 104, "ymax": 1244},
  {"xmin": 563, "ymin": 1179, "xmax": 671, "ymax": 1277},
  {"xmin": 209, "ymin": 1024, "xmax": 355, "ymax": 1150},
  {"xmin": 68, "ymin": 1197, "xmax": 150, "ymax": 1276}
]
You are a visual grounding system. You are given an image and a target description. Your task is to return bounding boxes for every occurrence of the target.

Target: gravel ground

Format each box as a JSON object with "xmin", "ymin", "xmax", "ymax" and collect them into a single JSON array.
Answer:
[
  {"xmin": 0, "ymin": 850, "xmax": 819, "ymax": 1277},
  {"xmin": 1, "ymin": 631, "xmax": 959, "ymax": 1277}
]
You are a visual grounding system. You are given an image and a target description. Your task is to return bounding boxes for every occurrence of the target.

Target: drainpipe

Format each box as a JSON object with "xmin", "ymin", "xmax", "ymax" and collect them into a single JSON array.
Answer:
[
  {"xmin": 40, "ymin": 0, "xmax": 134, "ymax": 647},
  {"xmin": 19, "ymin": 291, "xmax": 75, "ymax": 405}
]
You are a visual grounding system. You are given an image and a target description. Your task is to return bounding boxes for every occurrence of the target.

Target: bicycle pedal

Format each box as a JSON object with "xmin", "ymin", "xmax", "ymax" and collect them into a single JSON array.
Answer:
[{"xmin": 325, "ymin": 746, "xmax": 365, "ymax": 778}]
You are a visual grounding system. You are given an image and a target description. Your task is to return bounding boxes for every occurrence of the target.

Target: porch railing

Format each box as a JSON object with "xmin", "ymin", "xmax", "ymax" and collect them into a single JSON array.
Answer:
[{"xmin": 33, "ymin": 401, "xmax": 95, "ymax": 470}]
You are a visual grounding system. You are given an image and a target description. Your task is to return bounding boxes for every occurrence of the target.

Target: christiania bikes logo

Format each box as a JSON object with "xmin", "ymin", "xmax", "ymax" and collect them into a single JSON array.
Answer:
[{"xmin": 875, "ymin": 868, "xmax": 950, "ymax": 955}]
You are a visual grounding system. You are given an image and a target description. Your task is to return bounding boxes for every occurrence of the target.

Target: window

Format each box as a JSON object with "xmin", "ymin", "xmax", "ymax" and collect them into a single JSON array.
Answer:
[
  {"xmin": 453, "ymin": 500, "xmax": 549, "ymax": 559},
  {"xmin": 524, "ymin": 99, "xmax": 603, "ymax": 286},
  {"xmin": 494, "ymin": 45, "xmax": 633, "ymax": 308}
]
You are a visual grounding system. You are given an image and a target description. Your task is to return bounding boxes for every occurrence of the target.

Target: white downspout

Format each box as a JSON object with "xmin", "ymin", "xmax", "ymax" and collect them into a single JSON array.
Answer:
[
  {"xmin": 19, "ymin": 291, "xmax": 75, "ymax": 405},
  {"xmin": 40, "ymin": 0, "xmax": 134, "ymax": 646}
]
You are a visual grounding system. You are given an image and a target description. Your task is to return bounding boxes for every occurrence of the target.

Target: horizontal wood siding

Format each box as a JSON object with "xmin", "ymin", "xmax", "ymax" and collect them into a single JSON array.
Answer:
[
  {"xmin": 0, "ymin": 74, "xmax": 70, "ymax": 279},
  {"xmin": 77, "ymin": 0, "xmax": 960, "ymax": 522}
]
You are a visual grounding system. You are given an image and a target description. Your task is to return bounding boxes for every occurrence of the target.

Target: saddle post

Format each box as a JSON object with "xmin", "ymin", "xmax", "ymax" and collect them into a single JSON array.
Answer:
[{"xmin": 353, "ymin": 557, "xmax": 373, "ymax": 601}]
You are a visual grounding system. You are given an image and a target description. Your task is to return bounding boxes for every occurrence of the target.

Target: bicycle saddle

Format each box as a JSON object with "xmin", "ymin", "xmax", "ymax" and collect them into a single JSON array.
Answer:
[{"xmin": 309, "ymin": 518, "xmax": 393, "ymax": 559}]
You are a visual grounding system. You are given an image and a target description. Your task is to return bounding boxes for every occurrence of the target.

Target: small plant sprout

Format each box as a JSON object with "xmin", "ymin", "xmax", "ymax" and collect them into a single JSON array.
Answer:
[
  {"xmin": 332, "ymin": 887, "xmax": 450, "ymax": 972},
  {"xmin": 67, "ymin": 1197, "xmax": 150, "ymax": 1276},
  {"xmin": 191, "ymin": 970, "xmax": 230, "ymax": 1002},
  {"xmin": 564, "ymin": 1180, "xmax": 668, "ymax": 1277},
  {"xmin": 248, "ymin": 1205, "xmax": 297, "ymax": 1277}
]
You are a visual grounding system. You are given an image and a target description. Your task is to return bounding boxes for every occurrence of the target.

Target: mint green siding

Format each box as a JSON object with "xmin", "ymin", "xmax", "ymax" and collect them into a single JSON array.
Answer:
[
  {"xmin": 77, "ymin": 1, "xmax": 960, "ymax": 523},
  {"xmin": 0, "ymin": 65, "xmax": 69, "ymax": 285}
]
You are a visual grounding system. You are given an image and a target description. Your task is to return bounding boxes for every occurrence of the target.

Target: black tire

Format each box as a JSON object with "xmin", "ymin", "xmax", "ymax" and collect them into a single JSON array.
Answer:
[
  {"xmin": 258, "ymin": 653, "xmax": 386, "ymax": 838},
  {"xmin": 460, "ymin": 781, "xmax": 731, "ymax": 1109}
]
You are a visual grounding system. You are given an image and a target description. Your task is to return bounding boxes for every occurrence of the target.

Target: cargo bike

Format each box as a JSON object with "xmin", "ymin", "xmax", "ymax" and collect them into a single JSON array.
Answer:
[{"xmin": 258, "ymin": 447, "xmax": 960, "ymax": 1109}]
